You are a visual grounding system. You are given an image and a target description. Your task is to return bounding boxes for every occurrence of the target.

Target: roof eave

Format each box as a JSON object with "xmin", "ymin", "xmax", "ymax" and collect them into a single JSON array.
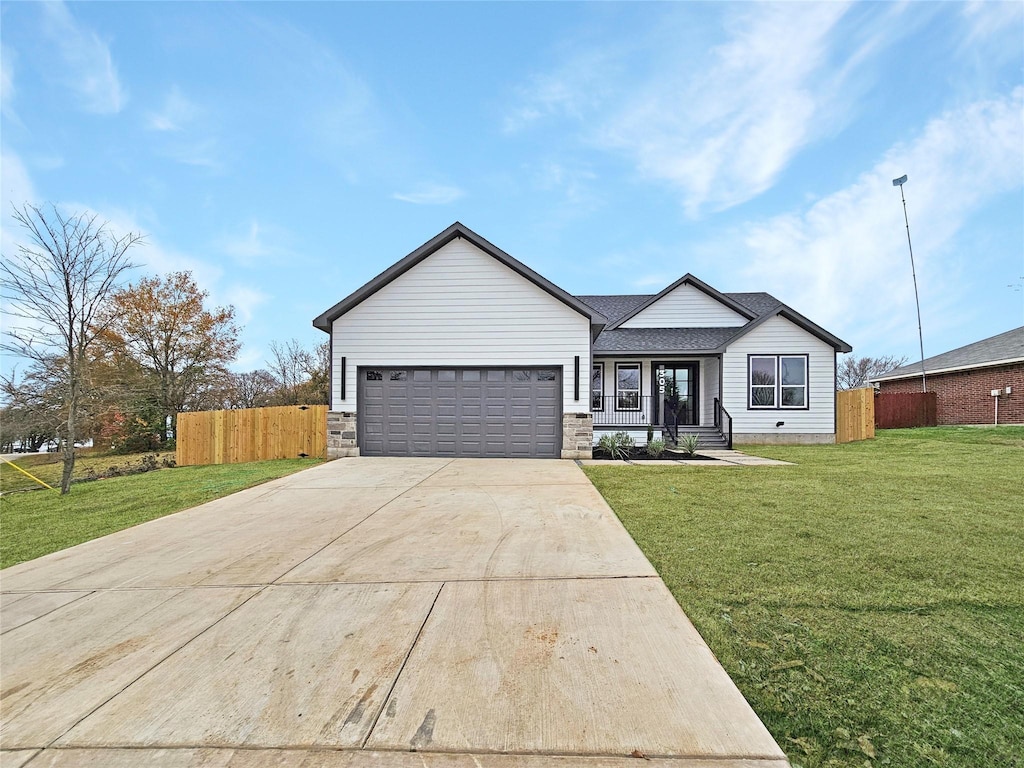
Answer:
[{"xmin": 871, "ymin": 356, "xmax": 1024, "ymax": 382}]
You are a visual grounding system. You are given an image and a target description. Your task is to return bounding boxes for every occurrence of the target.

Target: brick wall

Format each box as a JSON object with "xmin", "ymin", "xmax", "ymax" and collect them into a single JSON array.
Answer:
[{"xmin": 877, "ymin": 363, "xmax": 1023, "ymax": 425}]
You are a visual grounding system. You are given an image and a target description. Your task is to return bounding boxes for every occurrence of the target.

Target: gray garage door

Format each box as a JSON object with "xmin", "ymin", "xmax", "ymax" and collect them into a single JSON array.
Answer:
[{"xmin": 358, "ymin": 367, "xmax": 562, "ymax": 458}]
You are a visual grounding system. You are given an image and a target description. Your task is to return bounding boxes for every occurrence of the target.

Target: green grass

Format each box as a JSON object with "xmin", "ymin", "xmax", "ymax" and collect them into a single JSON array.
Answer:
[
  {"xmin": 1, "ymin": 458, "xmax": 322, "ymax": 568},
  {"xmin": 583, "ymin": 427, "xmax": 1024, "ymax": 768}
]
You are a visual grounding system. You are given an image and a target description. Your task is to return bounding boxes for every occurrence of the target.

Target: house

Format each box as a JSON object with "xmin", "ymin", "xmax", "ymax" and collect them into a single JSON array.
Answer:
[
  {"xmin": 871, "ymin": 326, "xmax": 1023, "ymax": 425},
  {"xmin": 313, "ymin": 223, "xmax": 851, "ymax": 459}
]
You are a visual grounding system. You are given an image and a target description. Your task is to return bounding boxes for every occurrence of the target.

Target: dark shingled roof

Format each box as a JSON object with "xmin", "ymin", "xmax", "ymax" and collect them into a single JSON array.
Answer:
[
  {"xmin": 575, "ymin": 295, "xmax": 652, "ymax": 326},
  {"xmin": 577, "ymin": 291, "xmax": 803, "ymax": 354},
  {"xmin": 873, "ymin": 326, "xmax": 1024, "ymax": 381},
  {"xmin": 592, "ymin": 327, "xmax": 744, "ymax": 353}
]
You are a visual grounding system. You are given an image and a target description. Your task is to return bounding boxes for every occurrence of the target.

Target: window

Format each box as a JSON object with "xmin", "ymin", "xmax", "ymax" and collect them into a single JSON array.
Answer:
[
  {"xmin": 591, "ymin": 363, "xmax": 604, "ymax": 411},
  {"xmin": 748, "ymin": 355, "xmax": 808, "ymax": 409},
  {"xmin": 616, "ymin": 363, "xmax": 641, "ymax": 410},
  {"xmin": 366, "ymin": 370, "xmax": 382, "ymax": 381},
  {"xmin": 750, "ymin": 357, "xmax": 776, "ymax": 407},
  {"xmin": 781, "ymin": 356, "xmax": 807, "ymax": 407},
  {"xmin": 537, "ymin": 370, "xmax": 557, "ymax": 381}
]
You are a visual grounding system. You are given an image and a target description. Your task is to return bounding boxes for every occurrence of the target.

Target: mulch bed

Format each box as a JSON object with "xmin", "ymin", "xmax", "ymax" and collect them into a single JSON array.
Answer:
[{"xmin": 592, "ymin": 448, "xmax": 718, "ymax": 462}]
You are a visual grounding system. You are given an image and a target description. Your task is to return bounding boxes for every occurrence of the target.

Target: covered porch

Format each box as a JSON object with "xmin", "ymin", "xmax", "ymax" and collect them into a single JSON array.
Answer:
[{"xmin": 591, "ymin": 356, "xmax": 732, "ymax": 448}]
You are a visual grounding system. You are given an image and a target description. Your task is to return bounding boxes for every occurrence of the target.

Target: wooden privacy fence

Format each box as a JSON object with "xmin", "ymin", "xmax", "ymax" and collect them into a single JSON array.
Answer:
[
  {"xmin": 875, "ymin": 392, "xmax": 937, "ymax": 429},
  {"xmin": 836, "ymin": 387, "xmax": 875, "ymax": 443},
  {"xmin": 176, "ymin": 405, "xmax": 327, "ymax": 467}
]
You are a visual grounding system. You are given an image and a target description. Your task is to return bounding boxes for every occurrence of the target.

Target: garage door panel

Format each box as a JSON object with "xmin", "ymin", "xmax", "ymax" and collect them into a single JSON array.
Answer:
[{"xmin": 359, "ymin": 367, "xmax": 562, "ymax": 458}]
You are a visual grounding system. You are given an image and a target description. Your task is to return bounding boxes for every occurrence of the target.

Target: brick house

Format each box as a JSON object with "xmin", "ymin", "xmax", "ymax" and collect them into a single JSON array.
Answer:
[{"xmin": 871, "ymin": 326, "xmax": 1023, "ymax": 426}]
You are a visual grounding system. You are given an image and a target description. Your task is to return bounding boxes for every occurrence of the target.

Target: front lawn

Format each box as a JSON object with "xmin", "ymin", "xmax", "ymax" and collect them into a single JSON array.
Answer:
[
  {"xmin": 0, "ymin": 458, "xmax": 322, "ymax": 568},
  {"xmin": 584, "ymin": 427, "xmax": 1023, "ymax": 768}
]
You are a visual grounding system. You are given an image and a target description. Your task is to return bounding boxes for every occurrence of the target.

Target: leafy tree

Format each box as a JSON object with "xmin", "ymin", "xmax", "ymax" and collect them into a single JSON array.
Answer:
[
  {"xmin": 837, "ymin": 355, "xmax": 910, "ymax": 390},
  {"xmin": 100, "ymin": 271, "xmax": 240, "ymax": 442},
  {"xmin": 1, "ymin": 204, "xmax": 141, "ymax": 492}
]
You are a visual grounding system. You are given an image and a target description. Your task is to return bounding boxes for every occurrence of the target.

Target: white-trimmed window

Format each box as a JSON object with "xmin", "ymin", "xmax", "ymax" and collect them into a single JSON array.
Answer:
[
  {"xmin": 616, "ymin": 363, "xmax": 641, "ymax": 411},
  {"xmin": 592, "ymin": 363, "xmax": 604, "ymax": 411},
  {"xmin": 749, "ymin": 355, "xmax": 808, "ymax": 409}
]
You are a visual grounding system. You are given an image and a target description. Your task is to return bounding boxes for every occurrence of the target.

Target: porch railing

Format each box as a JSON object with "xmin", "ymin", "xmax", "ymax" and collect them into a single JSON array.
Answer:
[
  {"xmin": 591, "ymin": 395, "xmax": 652, "ymax": 427},
  {"xmin": 714, "ymin": 397, "xmax": 733, "ymax": 449}
]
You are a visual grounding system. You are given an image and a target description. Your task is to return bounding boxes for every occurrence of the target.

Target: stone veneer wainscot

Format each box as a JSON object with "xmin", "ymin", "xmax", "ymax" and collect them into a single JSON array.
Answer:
[
  {"xmin": 561, "ymin": 413, "xmax": 593, "ymax": 459},
  {"xmin": 327, "ymin": 412, "xmax": 359, "ymax": 458}
]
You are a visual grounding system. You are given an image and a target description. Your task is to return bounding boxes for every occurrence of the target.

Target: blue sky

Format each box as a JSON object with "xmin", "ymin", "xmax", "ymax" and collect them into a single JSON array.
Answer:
[{"xmin": 2, "ymin": 1, "xmax": 1022, "ymax": 375}]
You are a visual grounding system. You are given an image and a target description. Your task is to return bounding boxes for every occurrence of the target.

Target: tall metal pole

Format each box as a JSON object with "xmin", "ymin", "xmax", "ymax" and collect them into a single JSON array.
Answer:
[{"xmin": 893, "ymin": 175, "xmax": 927, "ymax": 392}]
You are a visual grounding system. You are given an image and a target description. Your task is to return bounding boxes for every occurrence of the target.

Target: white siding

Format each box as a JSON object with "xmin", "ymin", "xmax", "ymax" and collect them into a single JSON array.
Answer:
[
  {"xmin": 331, "ymin": 239, "xmax": 592, "ymax": 414},
  {"xmin": 721, "ymin": 315, "xmax": 836, "ymax": 435},
  {"xmin": 621, "ymin": 283, "xmax": 747, "ymax": 328}
]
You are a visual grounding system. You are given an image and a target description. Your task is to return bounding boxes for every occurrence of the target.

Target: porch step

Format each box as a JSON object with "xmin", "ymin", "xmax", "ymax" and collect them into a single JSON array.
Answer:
[{"xmin": 662, "ymin": 426, "xmax": 729, "ymax": 450}]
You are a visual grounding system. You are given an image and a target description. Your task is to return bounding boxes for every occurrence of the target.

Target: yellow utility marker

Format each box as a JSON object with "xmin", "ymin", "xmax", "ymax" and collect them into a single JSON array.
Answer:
[{"xmin": 1, "ymin": 456, "xmax": 58, "ymax": 491}]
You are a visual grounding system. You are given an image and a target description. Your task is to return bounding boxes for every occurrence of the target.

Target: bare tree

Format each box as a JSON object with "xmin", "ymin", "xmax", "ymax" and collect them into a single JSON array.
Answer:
[
  {"xmin": 1, "ymin": 204, "xmax": 142, "ymax": 493},
  {"xmin": 265, "ymin": 339, "xmax": 329, "ymax": 405},
  {"xmin": 837, "ymin": 355, "xmax": 909, "ymax": 390},
  {"xmin": 228, "ymin": 370, "xmax": 277, "ymax": 409}
]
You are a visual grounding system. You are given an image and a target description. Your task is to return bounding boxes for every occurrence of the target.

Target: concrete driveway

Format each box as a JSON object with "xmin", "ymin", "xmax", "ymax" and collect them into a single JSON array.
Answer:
[{"xmin": 1, "ymin": 458, "xmax": 788, "ymax": 768}]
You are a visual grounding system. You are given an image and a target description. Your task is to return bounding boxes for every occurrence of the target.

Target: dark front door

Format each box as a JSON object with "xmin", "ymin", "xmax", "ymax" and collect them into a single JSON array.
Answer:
[{"xmin": 653, "ymin": 362, "xmax": 699, "ymax": 428}]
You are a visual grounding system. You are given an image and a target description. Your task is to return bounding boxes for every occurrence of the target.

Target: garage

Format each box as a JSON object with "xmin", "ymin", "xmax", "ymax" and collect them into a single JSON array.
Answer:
[{"xmin": 358, "ymin": 367, "xmax": 562, "ymax": 458}]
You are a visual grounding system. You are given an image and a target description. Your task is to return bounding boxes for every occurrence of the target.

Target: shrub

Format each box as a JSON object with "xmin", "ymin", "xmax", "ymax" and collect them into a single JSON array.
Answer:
[
  {"xmin": 598, "ymin": 431, "xmax": 635, "ymax": 461},
  {"xmin": 678, "ymin": 433, "xmax": 700, "ymax": 457},
  {"xmin": 647, "ymin": 424, "xmax": 654, "ymax": 443},
  {"xmin": 646, "ymin": 438, "xmax": 666, "ymax": 458}
]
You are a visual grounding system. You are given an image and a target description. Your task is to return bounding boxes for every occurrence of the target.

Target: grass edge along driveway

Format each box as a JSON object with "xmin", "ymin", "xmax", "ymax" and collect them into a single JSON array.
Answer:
[
  {"xmin": 584, "ymin": 427, "xmax": 1024, "ymax": 768},
  {"xmin": 1, "ymin": 458, "xmax": 322, "ymax": 569}
]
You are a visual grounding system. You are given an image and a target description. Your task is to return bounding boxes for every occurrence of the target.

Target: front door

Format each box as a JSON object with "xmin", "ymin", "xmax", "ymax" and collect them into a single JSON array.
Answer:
[{"xmin": 653, "ymin": 362, "xmax": 699, "ymax": 428}]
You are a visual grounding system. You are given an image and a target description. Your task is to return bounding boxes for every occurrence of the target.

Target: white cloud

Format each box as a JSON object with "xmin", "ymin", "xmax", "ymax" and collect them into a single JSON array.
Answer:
[
  {"xmin": 41, "ymin": 1, "xmax": 126, "ymax": 114},
  {"xmin": 0, "ymin": 148, "xmax": 38, "ymax": 262},
  {"xmin": 147, "ymin": 86, "xmax": 199, "ymax": 132},
  {"xmin": 220, "ymin": 284, "xmax": 270, "ymax": 326},
  {"xmin": 598, "ymin": 3, "xmax": 852, "ymax": 217},
  {"xmin": 392, "ymin": 184, "xmax": 464, "ymax": 205},
  {"xmin": 219, "ymin": 219, "xmax": 296, "ymax": 267},
  {"xmin": 503, "ymin": 47, "xmax": 618, "ymax": 134},
  {"xmin": 0, "ymin": 46, "xmax": 15, "ymax": 117},
  {"xmin": 962, "ymin": 0, "xmax": 1024, "ymax": 47},
  {"xmin": 163, "ymin": 138, "xmax": 224, "ymax": 171},
  {"xmin": 737, "ymin": 88, "xmax": 1024, "ymax": 356}
]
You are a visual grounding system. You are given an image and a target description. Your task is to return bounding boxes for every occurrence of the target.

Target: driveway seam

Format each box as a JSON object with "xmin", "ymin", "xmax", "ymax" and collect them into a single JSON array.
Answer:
[
  {"xmin": 0, "ymin": 591, "xmax": 95, "ymax": 635},
  {"xmin": 361, "ymin": 581, "xmax": 445, "ymax": 749},
  {"xmin": 41, "ymin": 585, "xmax": 269, "ymax": 751},
  {"xmin": 270, "ymin": 460, "xmax": 456, "ymax": 585}
]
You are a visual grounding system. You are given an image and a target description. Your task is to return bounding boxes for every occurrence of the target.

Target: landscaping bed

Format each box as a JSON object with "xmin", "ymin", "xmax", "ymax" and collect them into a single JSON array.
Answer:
[{"xmin": 591, "ymin": 447, "xmax": 718, "ymax": 461}]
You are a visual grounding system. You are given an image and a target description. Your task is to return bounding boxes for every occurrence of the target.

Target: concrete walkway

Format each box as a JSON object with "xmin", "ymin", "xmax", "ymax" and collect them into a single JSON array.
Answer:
[
  {"xmin": 1, "ymin": 458, "xmax": 789, "ymax": 767},
  {"xmin": 582, "ymin": 449, "xmax": 793, "ymax": 467}
]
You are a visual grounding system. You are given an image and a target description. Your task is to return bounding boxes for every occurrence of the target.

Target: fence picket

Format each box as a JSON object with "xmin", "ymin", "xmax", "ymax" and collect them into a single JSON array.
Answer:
[{"xmin": 176, "ymin": 405, "xmax": 328, "ymax": 466}]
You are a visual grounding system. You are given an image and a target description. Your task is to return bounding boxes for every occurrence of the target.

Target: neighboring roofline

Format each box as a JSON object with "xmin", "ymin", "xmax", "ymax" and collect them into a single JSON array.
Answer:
[
  {"xmin": 605, "ymin": 273, "xmax": 756, "ymax": 330},
  {"xmin": 871, "ymin": 356, "xmax": 1024, "ymax": 383},
  {"xmin": 313, "ymin": 222, "xmax": 607, "ymax": 335},
  {"xmin": 721, "ymin": 305, "xmax": 853, "ymax": 353}
]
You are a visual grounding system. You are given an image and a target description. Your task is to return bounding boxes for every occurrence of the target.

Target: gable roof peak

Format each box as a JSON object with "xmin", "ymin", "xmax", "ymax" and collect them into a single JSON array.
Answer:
[
  {"xmin": 605, "ymin": 272, "xmax": 756, "ymax": 330},
  {"xmin": 313, "ymin": 222, "xmax": 607, "ymax": 334}
]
